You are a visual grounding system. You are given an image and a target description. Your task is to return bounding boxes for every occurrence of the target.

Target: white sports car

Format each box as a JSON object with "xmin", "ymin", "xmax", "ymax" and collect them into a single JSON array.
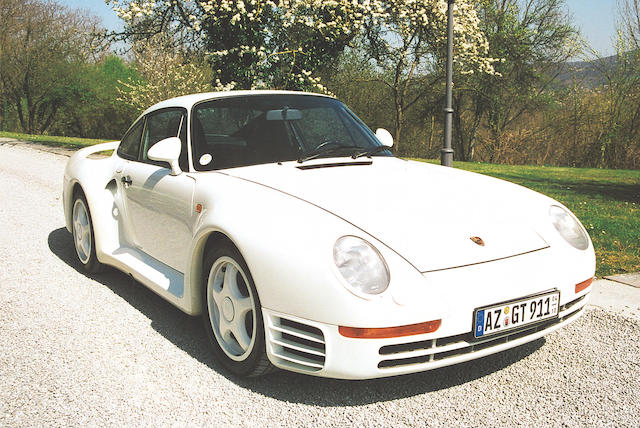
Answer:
[{"xmin": 63, "ymin": 91, "xmax": 595, "ymax": 379}]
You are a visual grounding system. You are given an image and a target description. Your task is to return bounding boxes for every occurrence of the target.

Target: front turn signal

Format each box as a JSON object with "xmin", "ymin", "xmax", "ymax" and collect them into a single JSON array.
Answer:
[
  {"xmin": 339, "ymin": 320, "xmax": 441, "ymax": 339},
  {"xmin": 575, "ymin": 277, "xmax": 593, "ymax": 293}
]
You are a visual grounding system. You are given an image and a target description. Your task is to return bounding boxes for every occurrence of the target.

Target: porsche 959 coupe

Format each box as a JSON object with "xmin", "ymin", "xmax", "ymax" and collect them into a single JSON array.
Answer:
[{"xmin": 63, "ymin": 91, "xmax": 595, "ymax": 379}]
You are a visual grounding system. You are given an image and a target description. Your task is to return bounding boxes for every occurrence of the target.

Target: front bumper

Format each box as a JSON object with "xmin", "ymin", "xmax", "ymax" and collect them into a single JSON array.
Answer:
[{"xmin": 262, "ymin": 292, "xmax": 589, "ymax": 380}]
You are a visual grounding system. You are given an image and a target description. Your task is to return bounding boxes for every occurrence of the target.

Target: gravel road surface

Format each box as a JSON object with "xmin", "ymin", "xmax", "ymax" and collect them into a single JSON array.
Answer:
[{"xmin": 1, "ymin": 142, "xmax": 639, "ymax": 427}]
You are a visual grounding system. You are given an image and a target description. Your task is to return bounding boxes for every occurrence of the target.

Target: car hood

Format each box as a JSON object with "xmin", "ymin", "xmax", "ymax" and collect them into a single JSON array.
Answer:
[{"xmin": 223, "ymin": 157, "xmax": 550, "ymax": 272}]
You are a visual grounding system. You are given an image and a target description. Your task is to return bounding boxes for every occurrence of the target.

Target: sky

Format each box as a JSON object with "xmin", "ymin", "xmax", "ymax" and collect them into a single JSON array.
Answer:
[
  {"xmin": 60, "ymin": 0, "xmax": 619, "ymax": 58},
  {"xmin": 565, "ymin": 0, "xmax": 618, "ymax": 57},
  {"xmin": 61, "ymin": 0, "xmax": 123, "ymax": 31}
]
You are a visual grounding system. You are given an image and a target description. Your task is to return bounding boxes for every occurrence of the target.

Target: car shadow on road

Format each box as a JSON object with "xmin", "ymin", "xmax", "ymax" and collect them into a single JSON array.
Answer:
[
  {"xmin": 48, "ymin": 226, "xmax": 545, "ymax": 406},
  {"xmin": 237, "ymin": 339, "xmax": 545, "ymax": 406}
]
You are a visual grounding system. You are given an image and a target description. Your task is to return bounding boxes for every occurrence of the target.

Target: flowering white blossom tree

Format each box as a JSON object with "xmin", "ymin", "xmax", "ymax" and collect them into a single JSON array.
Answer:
[
  {"xmin": 358, "ymin": 0, "xmax": 498, "ymax": 152},
  {"xmin": 117, "ymin": 34, "xmax": 213, "ymax": 111},
  {"xmin": 107, "ymin": 0, "xmax": 496, "ymax": 103},
  {"xmin": 108, "ymin": 0, "xmax": 371, "ymax": 92}
]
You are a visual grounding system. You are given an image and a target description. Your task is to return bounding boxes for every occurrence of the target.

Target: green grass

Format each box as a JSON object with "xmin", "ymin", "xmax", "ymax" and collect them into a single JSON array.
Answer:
[
  {"xmin": 412, "ymin": 159, "xmax": 640, "ymax": 277},
  {"xmin": 0, "ymin": 131, "xmax": 112, "ymax": 149}
]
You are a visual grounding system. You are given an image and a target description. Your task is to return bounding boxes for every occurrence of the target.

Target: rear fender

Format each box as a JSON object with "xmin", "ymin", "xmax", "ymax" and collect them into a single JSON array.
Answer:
[{"xmin": 63, "ymin": 142, "xmax": 124, "ymax": 260}]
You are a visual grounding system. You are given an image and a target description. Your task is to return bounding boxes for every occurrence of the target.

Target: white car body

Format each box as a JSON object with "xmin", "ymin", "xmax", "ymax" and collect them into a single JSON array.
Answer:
[{"xmin": 63, "ymin": 90, "xmax": 595, "ymax": 379}]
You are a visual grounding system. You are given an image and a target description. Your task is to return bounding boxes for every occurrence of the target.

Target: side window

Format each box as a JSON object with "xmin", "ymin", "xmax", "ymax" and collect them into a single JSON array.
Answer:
[
  {"xmin": 117, "ymin": 120, "xmax": 144, "ymax": 160},
  {"xmin": 141, "ymin": 109, "xmax": 187, "ymax": 168},
  {"xmin": 178, "ymin": 118, "xmax": 188, "ymax": 171}
]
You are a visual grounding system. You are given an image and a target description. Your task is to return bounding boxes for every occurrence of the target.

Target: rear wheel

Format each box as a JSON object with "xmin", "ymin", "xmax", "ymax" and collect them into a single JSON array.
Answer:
[
  {"xmin": 72, "ymin": 193, "xmax": 103, "ymax": 273},
  {"xmin": 202, "ymin": 244, "xmax": 274, "ymax": 377}
]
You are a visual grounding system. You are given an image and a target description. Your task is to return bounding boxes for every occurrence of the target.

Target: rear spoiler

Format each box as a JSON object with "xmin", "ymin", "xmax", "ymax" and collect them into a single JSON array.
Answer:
[{"xmin": 75, "ymin": 141, "xmax": 120, "ymax": 158}]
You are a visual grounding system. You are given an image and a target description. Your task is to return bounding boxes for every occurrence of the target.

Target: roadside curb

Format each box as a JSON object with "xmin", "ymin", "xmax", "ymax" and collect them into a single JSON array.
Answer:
[
  {"xmin": 590, "ymin": 277, "xmax": 640, "ymax": 321},
  {"xmin": 0, "ymin": 138, "xmax": 79, "ymax": 157},
  {"xmin": 603, "ymin": 272, "xmax": 640, "ymax": 288}
]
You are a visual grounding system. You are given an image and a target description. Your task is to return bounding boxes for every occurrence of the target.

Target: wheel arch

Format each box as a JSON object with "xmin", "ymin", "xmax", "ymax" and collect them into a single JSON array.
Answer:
[
  {"xmin": 65, "ymin": 173, "xmax": 121, "ymax": 264},
  {"xmin": 187, "ymin": 228, "xmax": 247, "ymax": 316},
  {"xmin": 71, "ymin": 181, "xmax": 84, "ymax": 197},
  {"xmin": 65, "ymin": 180, "xmax": 86, "ymax": 232}
]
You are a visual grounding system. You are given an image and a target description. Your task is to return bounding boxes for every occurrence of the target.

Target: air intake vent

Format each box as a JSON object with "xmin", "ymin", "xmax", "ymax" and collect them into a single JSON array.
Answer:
[
  {"xmin": 378, "ymin": 297, "xmax": 586, "ymax": 370},
  {"xmin": 266, "ymin": 315, "xmax": 326, "ymax": 373}
]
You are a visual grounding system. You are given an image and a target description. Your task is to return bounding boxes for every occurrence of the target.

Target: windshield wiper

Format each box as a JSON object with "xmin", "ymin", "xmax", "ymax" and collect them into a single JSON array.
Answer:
[
  {"xmin": 297, "ymin": 142, "xmax": 360, "ymax": 163},
  {"xmin": 352, "ymin": 145, "xmax": 390, "ymax": 159}
]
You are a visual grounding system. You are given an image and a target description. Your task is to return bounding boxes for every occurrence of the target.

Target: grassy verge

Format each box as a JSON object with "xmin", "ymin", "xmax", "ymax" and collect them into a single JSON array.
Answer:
[
  {"xmin": 0, "ymin": 131, "xmax": 112, "ymax": 149},
  {"xmin": 412, "ymin": 159, "xmax": 640, "ymax": 277}
]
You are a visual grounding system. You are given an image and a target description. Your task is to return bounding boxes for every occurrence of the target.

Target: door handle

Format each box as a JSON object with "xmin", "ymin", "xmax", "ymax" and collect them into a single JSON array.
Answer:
[{"xmin": 121, "ymin": 176, "xmax": 132, "ymax": 186}]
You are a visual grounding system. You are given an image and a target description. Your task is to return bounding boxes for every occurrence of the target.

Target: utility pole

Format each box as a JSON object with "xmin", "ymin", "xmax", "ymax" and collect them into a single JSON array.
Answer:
[{"xmin": 441, "ymin": 0, "xmax": 455, "ymax": 167}]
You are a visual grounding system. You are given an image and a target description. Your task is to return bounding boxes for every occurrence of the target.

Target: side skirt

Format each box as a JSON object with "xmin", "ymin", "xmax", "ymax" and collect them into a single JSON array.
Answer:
[{"xmin": 100, "ymin": 246, "xmax": 192, "ymax": 313}]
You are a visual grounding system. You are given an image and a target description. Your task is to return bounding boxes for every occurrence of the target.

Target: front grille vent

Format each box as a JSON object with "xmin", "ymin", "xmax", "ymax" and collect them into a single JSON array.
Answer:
[
  {"xmin": 266, "ymin": 315, "xmax": 326, "ymax": 373},
  {"xmin": 378, "ymin": 295, "xmax": 586, "ymax": 369}
]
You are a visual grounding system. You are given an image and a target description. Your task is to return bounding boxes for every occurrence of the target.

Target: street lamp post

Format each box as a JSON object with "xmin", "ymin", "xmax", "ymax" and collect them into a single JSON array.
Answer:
[{"xmin": 441, "ymin": 0, "xmax": 455, "ymax": 167}]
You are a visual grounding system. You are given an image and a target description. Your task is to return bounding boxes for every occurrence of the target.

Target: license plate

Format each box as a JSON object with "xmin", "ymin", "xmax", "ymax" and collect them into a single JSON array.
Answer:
[{"xmin": 474, "ymin": 291, "xmax": 560, "ymax": 338}]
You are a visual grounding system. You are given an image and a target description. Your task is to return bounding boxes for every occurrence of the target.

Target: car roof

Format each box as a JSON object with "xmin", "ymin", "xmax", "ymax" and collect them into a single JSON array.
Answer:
[{"xmin": 141, "ymin": 90, "xmax": 335, "ymax": 116}]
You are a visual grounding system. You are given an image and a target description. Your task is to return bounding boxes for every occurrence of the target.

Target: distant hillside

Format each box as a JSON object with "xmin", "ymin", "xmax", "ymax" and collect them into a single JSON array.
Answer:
[{"xmin": 554, "ymin": 54, "xmax": 618, "ymax": 87}]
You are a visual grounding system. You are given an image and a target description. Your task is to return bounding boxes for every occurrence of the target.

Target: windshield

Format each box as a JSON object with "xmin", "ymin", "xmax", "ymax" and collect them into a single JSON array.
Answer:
[{"xmin": 191, "ymin": 94, "xmax": 391, "ymax": 170}]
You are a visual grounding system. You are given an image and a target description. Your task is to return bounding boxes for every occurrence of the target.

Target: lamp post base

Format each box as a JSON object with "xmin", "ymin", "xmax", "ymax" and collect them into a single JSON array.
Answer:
[{"xmin": 441, "ymin": 148, "xmax": 454, "ymax": 167}]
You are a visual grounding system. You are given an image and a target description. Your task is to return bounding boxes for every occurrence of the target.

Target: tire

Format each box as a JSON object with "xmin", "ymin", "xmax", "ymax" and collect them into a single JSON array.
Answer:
[
  {"xmin": 71, "ymin": 193, "xmax": 104, "ymax": 273},
  {"xmin": 202, "ymin": 244, "xmax": 274, "ymax": 377}
]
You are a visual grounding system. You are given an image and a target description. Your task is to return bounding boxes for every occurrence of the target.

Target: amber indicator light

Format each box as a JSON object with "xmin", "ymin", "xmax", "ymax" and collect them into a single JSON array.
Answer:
[
  {"xmin": 195, "ymin": 203, "xmax": 203, "ymax": 213},
  {"xmin": 575, "ymin": 277, "xmax": 593, "ymax": 293},
  {"xmin": 339, "ymin": 319, "xmax": 441, "ymax": 339}
]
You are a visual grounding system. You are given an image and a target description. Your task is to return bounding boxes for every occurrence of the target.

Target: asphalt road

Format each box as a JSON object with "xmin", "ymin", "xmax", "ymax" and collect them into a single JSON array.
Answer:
[{"xmin": 1, "ymin": 142, "xmax": 639, "ymax": 427}]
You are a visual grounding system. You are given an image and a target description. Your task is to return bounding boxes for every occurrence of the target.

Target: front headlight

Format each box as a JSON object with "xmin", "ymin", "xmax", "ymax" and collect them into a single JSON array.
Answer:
[
  {"xmin": 333, "ymin": 236, "xmax": 390, "ymax": 296},
  {"xmin": 549, "ymin": 205, "xmax": 589, "ymax": 250}
]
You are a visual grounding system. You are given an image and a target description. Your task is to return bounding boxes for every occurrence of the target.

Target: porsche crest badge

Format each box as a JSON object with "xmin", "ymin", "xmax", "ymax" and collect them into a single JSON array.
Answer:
[{"xmin": 470, "ymin": 236, "xmax": 485, "ymax": 246}]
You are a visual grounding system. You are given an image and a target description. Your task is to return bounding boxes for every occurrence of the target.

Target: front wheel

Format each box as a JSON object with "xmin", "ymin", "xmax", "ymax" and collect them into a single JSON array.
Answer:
[
  {"xmin": 71, "ymin": 193, "xmax": 103, "ymax": 273},
  {"xmin": 202, "ymin": 244, "xmax": 273, "ymax": 377}
]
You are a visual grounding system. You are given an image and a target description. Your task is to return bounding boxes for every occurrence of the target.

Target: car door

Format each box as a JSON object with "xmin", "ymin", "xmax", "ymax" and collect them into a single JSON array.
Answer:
[
  {"xmin": 114, "ymin": 118, "xmax": 145, "ymax": 247},
  {"xmin": 119, "ymin": 108, "xmax": 196, "ymax": 273}
]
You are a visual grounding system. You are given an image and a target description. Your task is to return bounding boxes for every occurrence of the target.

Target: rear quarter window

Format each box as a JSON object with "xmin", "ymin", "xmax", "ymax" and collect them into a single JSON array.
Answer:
[{"xmin": 117, "ymin": 120, "xmax": 144, "ymax": 160}]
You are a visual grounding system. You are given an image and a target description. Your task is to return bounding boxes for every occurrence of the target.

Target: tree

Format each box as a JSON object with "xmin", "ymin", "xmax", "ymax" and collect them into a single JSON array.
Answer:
[
  {"xmin": 453, "ymin": 0, "xmax": 579, "ymax": 161},
  {"xmin": 117, "ymin": 34, "xmax": 213, "ymax": 112},
  {"xmin": 50, "ymin": 56, "xmax": 140, "ymax": 139},
  {"xmin": 620, "ymin": 0, "xmax": 640, "ymax": 49},
  {"xmin": 324, "ymin": 46, "xmax": 443, "ymax": 158},
  {"xmin": 357, "ymin": 0, "xmax": 497, "ymax": 154},
  {"xmin": 107, "ymin": 0, "xmax": 370, "ymax": 92},
  {"xmin": 323, "ymin": 47, "xmax": 394, "ymax": 129},
  {"xmin": 582, "ymin": 0, "xmax": 640, "ymax": 169},
  {"xmin": 0, "ymin": 0, "xmax": 103, "ymax": 134}
]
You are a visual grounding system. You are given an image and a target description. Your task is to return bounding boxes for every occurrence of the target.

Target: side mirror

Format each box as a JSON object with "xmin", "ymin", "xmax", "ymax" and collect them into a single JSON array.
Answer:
[
  {"xmin": 148, "ymin": 137, "xmax": 182, "ymax": 175},
  {"xmin": 375, "ymin": 128, "xmax": 394, "ymax": 148}
]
